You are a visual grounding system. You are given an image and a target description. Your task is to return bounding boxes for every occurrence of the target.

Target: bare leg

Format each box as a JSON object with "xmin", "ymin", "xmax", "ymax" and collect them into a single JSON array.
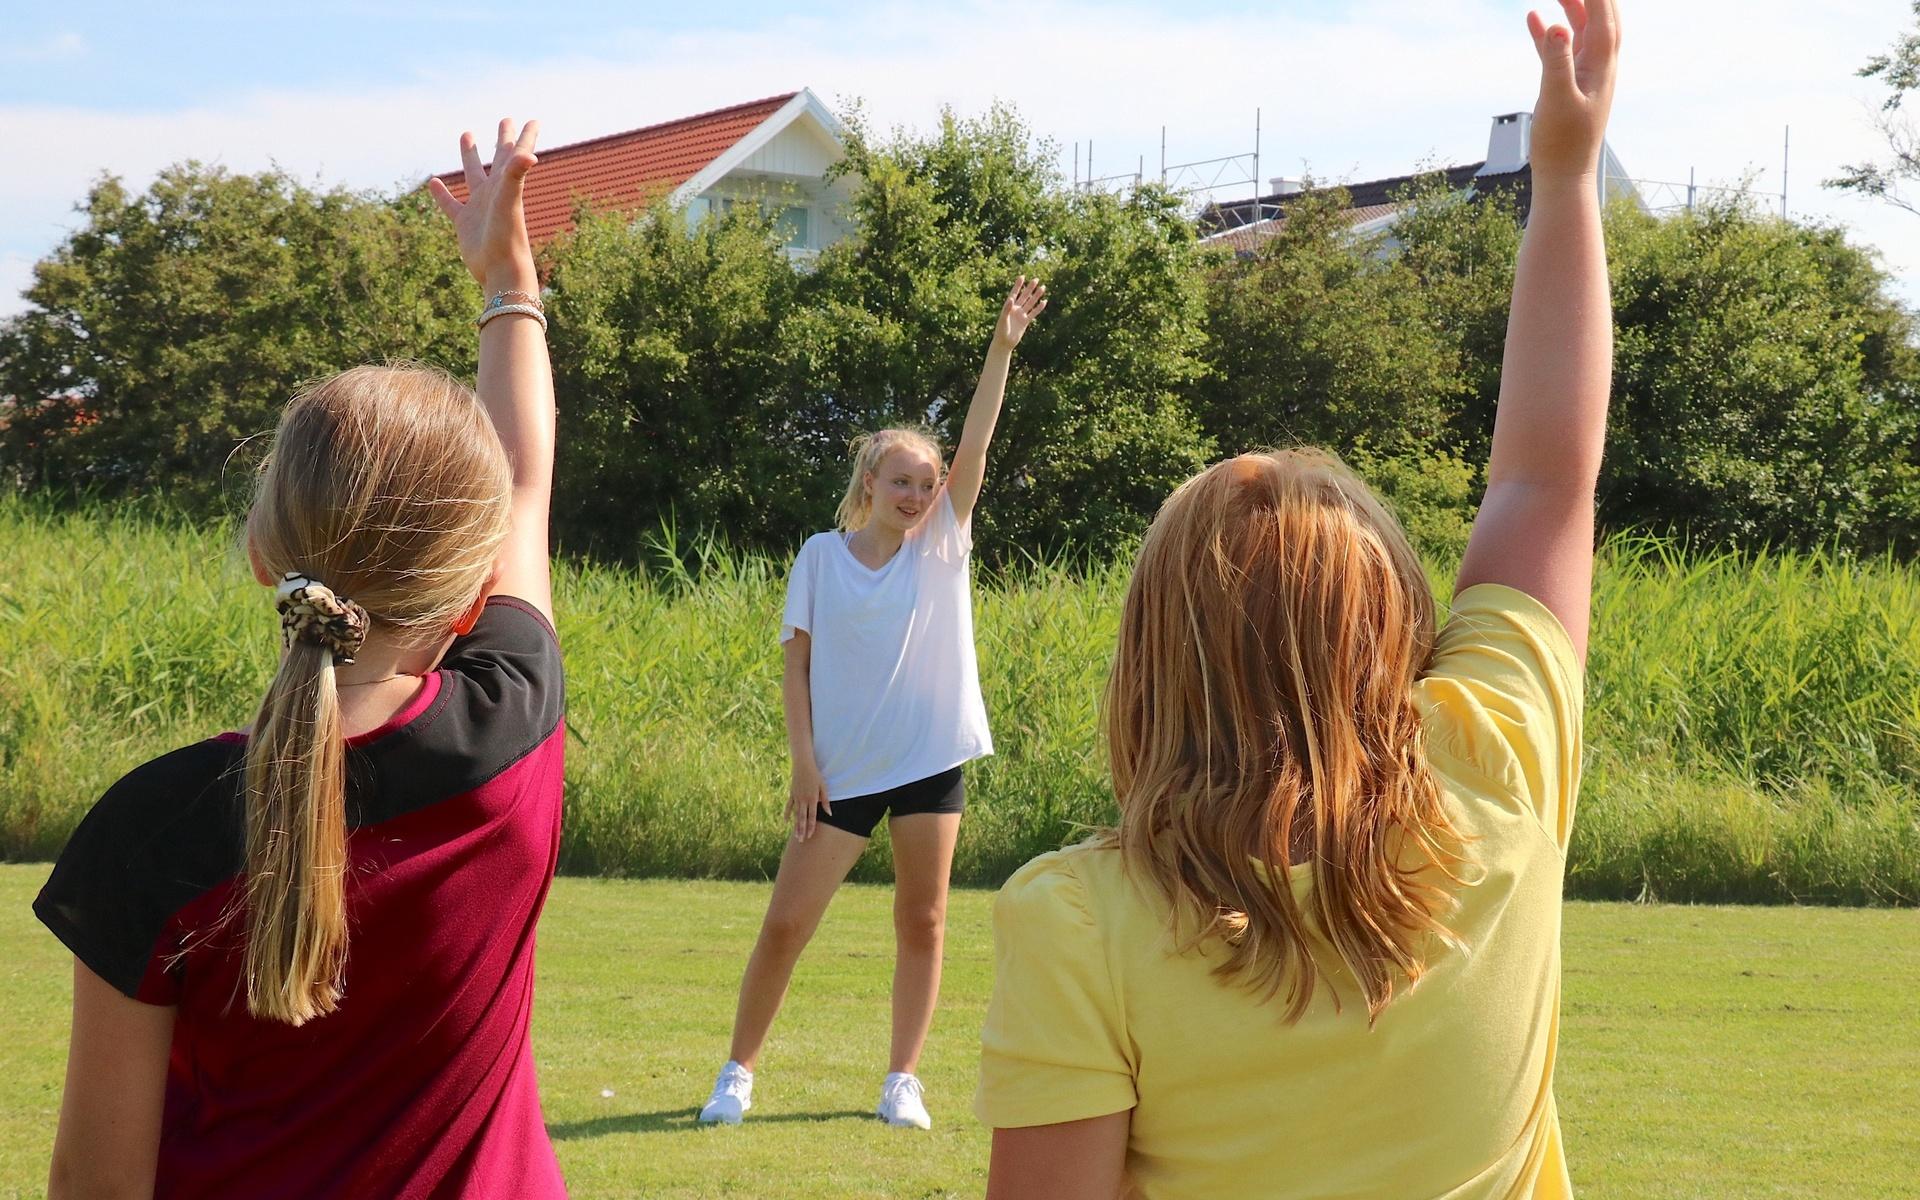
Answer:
[
  {"xmin": 726, "ymin": 824, "xmax": 869, "ymax": 1070},
  {"xmin": 885, "ymin": 811, "xmax": 961, "ymax": 1075}
]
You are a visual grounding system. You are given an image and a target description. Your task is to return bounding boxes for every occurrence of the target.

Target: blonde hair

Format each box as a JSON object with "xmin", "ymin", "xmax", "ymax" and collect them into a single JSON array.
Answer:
[
  {"xmin": 240, "ymin": 364, "xmax": 512, "ymax": 1025},
  {"xmin": 835, "ymin": 427, "xmax": 944, "ymax": 532},
  {"xmin": 1103, "ymin": 448, "xmax": 1467, "ymax": 1023}
]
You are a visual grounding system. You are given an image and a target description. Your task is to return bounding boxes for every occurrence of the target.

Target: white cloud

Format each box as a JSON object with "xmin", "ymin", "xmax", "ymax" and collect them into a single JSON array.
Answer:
[{"xmin": 1, "ymin": 0, "xmax": 1915, "ymax": 319}]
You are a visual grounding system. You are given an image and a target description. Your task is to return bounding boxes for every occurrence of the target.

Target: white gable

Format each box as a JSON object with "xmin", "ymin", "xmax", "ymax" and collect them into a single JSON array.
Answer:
[
  {"xmin": 737, "ymin": 118, "xmax": 843, "ymax": 177},
  {"xmin": 675, "ymin": 88, "xmax": 853, "ymax": 257}
]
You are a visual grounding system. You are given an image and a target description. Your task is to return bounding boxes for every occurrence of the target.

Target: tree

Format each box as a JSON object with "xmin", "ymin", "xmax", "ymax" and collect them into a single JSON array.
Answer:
[
  {"xmin": 1188, "ymin": 178, "xmax": 1489, "ymax": 558},
  {"xmin": 1603, "ymin": 196, "xmax": 1920, "ymax": 552},
  {"xmin": 1825, "ymin": 1, "xmax": 1920, "ymax": 216},
  {"xmin": 1389, "ymin": 174, "xmax": 1524, "ymax": 467},
  {"xmin": 0, "ymin": 166, "xmax": 477, "ymax": 511},
  {"xmin": 806, "ymin": 104, "xmax": 1215, "ymax": 557},
  {"xmin": 541, "ymin": 200, "xmax": 825, "ymax": 558},
  {"xmin": 1193, "ymin": 182, "xmax": 1465, "ymax": 457}
]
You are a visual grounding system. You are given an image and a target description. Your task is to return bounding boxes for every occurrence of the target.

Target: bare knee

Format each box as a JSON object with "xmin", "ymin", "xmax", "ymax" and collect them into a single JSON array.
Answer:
[
  {"xmin": 894, "ymin": 900, "xmax": 947, "ymax": 952},
  {"xmin": 758, "ymin": 909, "xmax": 815, "ymax": 959}
]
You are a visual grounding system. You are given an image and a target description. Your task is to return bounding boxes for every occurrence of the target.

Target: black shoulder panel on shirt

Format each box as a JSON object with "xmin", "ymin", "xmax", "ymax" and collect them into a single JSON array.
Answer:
[
  {"xmin": 34, "ymin": 737, "xmax": 247, "ymax": 999},
  {"xmin": 348, "ymin": 596, "xmax": 564, "ymax": 825}
]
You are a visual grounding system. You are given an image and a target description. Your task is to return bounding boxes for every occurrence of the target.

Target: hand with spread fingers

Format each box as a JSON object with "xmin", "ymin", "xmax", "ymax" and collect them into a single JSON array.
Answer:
[
  {"xmin": 1526, "ymin": 0, "xmax": 1621, "ymax": 181},
  {"xmin": 991, "ymin": 276, "xmax": 1048, "ymax": 352},
  {"xmin": 428, "ymin": 118, "xmax": 541, "ymax": 291}
]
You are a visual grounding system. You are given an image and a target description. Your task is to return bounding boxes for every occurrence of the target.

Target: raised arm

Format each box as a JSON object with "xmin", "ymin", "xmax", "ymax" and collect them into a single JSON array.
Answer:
[
  {"xmin": 945, "ymin": 277, "xmax": 1047, "ymax": 527},
  {"xmin": 1453, "ymin": 0, "xmax": 1620, "ymax": 662},
  {"xmin": 428, "ymin": 119, "xmax": 556, "ymax": 625}
]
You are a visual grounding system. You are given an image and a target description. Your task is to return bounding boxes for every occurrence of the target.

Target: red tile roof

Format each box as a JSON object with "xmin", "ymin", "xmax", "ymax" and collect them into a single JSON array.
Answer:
[{"xmin": 434, "ymin": 93, "xmax": 798, "ymax": 244}]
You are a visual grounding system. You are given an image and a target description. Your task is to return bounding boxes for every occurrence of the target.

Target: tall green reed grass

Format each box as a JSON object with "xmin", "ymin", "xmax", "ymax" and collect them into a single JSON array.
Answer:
[{"xmin": 3, "ymin": 498, "xmax": 1914, "ymax": 902}]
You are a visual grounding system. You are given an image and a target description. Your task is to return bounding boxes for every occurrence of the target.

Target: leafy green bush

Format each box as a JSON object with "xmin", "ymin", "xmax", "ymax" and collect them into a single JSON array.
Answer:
[
  {"xmin": 0, "ymin": 166, "xmax": 476, "ymax": 511},
  {"xmin": 1604, "ymin": 197, "xmax": 1920, "ymax": 552}
]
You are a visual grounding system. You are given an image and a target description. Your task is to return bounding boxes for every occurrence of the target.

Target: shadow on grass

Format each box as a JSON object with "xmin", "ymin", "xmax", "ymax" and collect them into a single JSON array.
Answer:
[{"xmin": 548, "ymin": 1109, "xmax": 876, "ymax": 1140}]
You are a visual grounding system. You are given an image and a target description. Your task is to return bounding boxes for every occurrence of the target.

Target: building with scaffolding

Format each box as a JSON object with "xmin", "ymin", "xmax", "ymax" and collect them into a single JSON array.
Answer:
[{"xmin": 1175, "ymin": 112, "xmax": 1639, "ymax": 257}]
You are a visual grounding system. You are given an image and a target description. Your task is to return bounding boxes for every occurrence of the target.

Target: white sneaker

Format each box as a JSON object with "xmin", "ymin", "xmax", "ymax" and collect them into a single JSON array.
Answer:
[
  {"xmin": 876, "ymin": 1072, "xmax": 932, "ymax": 1129},
  {"xmin": 698, "ymin": 1061, "xmax": 753, "ymax": 1125}
]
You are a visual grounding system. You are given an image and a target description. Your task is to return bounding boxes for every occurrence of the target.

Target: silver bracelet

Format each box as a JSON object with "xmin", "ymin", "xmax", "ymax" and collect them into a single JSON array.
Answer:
[{"xmin": 475, "ymin": 301, "xmax": 548, "ymax": 332}]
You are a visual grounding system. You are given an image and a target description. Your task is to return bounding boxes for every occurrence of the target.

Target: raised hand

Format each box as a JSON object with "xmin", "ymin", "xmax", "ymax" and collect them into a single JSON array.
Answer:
[
  {"xmin": 991, "ymin": 276, "xmax": 1049, "ymax": 351},
  {"xmin": 1525, "ymin": 0, "xmax": 1621, "ymax": 180},
  {"xmin": 428, "ymin": 118, "xmax": 541, "ymax": 290}
]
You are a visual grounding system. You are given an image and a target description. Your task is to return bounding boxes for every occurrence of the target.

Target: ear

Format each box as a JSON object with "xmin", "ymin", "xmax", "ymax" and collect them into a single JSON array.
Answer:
[
  {"xmin": 245, "ymin": 525, "xmax": 273, "ymax": 587},
  {"xmin": 450, "ymin": 575, "xmax": 496, "ymax": 637}
]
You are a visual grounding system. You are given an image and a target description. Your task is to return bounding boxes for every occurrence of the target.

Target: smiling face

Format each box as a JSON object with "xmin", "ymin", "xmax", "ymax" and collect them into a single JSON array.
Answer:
[{"xmin": 863, "ymin": 445, "xmax": 943, "ymax": 535}]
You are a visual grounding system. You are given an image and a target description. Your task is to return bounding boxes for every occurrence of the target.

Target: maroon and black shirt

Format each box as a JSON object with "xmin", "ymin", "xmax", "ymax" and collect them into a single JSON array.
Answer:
[{"xmin": 35, "ymin": 596, "xmax": 569, "ymax": 1199}]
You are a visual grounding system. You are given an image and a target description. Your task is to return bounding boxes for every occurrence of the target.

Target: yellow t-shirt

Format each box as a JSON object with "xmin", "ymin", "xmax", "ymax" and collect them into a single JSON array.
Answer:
[{"xmin": 975, "ymin": 584, "xmax": 1583, "ymax": 1200}]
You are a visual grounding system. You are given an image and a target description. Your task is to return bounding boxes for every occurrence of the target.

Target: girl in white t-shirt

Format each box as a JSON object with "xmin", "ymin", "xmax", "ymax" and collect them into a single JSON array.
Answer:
[{"xmin": 698, "ymin": 277, "xmax": 1048, "ymax": 1131}]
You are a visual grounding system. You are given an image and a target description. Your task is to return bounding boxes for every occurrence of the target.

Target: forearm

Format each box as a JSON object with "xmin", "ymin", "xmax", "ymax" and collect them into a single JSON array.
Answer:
[
  {"xmin": 1487, "ymin": 172, "xmax": 1611, "ymax": 491},
  {"xmin": 476, "ymin": 262, "xmax": 555, "ymax": 501},
  {"xmin": 963, "ymin": 341, "xmax": 1014, "ymax": 450},
  {"xmin": 948, "ymin": 341, "xmax": 1013, "ymax": 515},
  {"xmin": 781, "ymin": 661, "xmax": 817, "ymax": 769}
]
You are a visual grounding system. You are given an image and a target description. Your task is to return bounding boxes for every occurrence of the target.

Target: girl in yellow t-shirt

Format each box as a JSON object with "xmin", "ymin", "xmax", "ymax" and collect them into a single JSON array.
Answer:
[{"xmin": 975, "ymin": 3, "xmax": 1620, "ymax": 1198}]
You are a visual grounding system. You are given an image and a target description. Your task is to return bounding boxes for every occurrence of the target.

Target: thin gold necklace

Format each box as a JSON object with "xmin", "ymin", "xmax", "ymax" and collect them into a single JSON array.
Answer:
[{"xmin": 338, "ymin": 674, "xmax": 416, "ymax": 688}]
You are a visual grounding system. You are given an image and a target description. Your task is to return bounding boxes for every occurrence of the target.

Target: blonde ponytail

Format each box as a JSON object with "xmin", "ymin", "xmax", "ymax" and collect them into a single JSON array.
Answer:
[{"xmin": 240, "ymin": 640, "xmax": 349, "ymax": 1025}]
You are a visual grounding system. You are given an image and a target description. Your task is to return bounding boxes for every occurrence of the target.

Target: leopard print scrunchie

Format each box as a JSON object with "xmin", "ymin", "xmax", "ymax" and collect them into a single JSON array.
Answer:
[{"xmin": 274, "ymin": 572, "xmax": 370, "ymax": 665}]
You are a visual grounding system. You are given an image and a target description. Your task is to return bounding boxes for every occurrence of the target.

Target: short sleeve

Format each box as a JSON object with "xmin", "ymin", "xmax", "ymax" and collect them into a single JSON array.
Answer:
[
  {"xmin": 918, "ymin": 488, "xmax": 973, "ymax": 567},
  {"xmin": 429, "ymin": 596, "xmax": 566, "ymax": 781},
  {"xmin": 975, "ymin": 852, "xmax": 1138, "ymax": 1129},
  {"xmin": 1417, "ymin": 583, "xmax": 1585, "ymax": 850},
  {"xmin": 780, "ymin": 539, "xmax": 816, "ymax": 644},
  {"xmin": 32, "ymin": 741, "xmax": 241, "ymax": 1005}
]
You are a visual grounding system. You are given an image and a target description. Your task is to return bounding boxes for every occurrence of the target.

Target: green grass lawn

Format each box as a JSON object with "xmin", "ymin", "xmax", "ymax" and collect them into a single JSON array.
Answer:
[{"xmin": 2, "ymin": 865, "xmax": 1916, "ymax": 1198}]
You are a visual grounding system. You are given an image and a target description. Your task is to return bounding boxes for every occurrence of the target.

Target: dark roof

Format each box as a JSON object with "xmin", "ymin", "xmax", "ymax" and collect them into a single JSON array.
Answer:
[
  {"xmin": 1199, "ymin": 161, "xmax": 1534, "ymax": 255},
  {"xmin": 432, "ymin": 93, "xmax": 798, "ymax": 245}
]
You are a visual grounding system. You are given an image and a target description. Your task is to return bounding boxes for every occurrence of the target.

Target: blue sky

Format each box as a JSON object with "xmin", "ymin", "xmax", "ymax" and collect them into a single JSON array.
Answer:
[
  {"xmin": 2, "ymin": 4, "xmax": 785, "ymax": 108},
  {"xmin": 4, "ymin": 1, "xmax": 1915, "ymax": 313},
  {"xmin": 1, "ymin": 1, "xmax": 1347, "ymax": 109}
]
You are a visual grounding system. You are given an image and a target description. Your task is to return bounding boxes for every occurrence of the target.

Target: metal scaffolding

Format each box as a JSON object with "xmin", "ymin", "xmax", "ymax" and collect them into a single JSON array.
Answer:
[{"xmin": 1072, "ymin": 111, "xmax": 1279, "ymax": 221}]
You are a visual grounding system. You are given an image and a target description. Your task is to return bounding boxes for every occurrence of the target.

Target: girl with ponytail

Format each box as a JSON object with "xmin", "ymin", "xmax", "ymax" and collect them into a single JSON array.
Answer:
[
  {"xmin": 697, "ymin": 278, "xmax": 1048, "ymax": 1133},
  {"xmin": 39, "ymin": 119, "xmax": 570, "ymax": 1198}
]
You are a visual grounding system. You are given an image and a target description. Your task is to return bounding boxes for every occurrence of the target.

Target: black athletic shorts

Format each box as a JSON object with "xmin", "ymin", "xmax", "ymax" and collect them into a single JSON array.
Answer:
[{"xmin": 814, "ymin": 766, "xmax": 966, "ymax": 839}]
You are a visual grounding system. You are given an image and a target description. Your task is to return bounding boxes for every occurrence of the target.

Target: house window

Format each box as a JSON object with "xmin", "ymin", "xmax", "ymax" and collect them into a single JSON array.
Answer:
[
  {"xmin": 775, "ymin": 206, "xmax": 810, "ymax": 249},
  {"xmin": 717, "ymin": 196, "xmax": 810, "ymax": 249}
]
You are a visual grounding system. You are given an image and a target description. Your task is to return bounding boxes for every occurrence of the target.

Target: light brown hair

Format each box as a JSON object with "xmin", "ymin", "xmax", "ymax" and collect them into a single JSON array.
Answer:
[
  {"xmin": 834, "ymin": 427, "xmax": 944, "ymax": 532},
  {"xmin": 241, "ymin": 364, "xmax": 512, "ymax": 1025},
  {"xmin": 1103, "ymin": 448, "xmax": 1466, "ymax": 1022}
]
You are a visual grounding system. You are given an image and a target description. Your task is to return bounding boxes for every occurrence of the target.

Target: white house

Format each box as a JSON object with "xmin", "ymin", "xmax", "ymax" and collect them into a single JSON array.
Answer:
[{"xmin": 434, "ymin": 88, "xmax": 852, "ymax": 257}]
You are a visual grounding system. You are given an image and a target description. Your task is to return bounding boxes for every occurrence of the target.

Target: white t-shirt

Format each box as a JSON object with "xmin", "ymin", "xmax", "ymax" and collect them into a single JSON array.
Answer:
[{"xmin": 780, "ymin": 489, "xmax": 994, "ymax": 801}]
